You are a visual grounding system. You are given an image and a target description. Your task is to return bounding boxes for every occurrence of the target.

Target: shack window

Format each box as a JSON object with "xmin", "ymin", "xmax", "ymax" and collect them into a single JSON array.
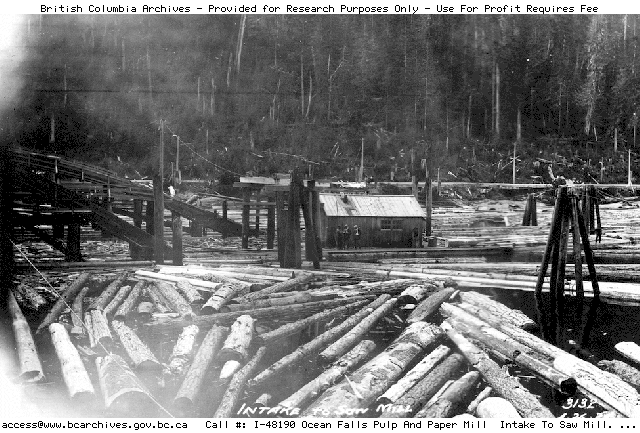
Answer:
[{"xmin": 381, "ymin": 219, "xmax": 402, "ymax": 230}]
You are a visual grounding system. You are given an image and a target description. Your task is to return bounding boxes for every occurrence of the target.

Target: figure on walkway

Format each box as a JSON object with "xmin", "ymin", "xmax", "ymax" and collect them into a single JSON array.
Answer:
[
  {"xmin": 335, "ymin": 226, "xmax": 343, "ymax": 249},
  {"xmin": 412, "ymin": 226, "xmax": 421, "ymax": 248},
  {"xmin": 343, "ymin": 224, "xmax": 352, "ymax": 249},
  {"xmin": 353, "ymin": 225, "xmax": 361, "ymax": 249}
]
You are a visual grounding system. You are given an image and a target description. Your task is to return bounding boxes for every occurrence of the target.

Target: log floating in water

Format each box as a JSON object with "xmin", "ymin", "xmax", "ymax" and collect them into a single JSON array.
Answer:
[
  {"xmin": 168, "ymin": 325, "xmax": 199, "ymax": 376},
  {"xmin": 70, "ymin": 286, "xmax": 90, "ymax": 335},
  {"xmin": 112, "ymin": 320, "xmax": 162, "ymax": 371},
  {"xmin": 175, "ymin": 281, "xmax": 205, "ymax": 305},
  {"xmin": 174, "ymin": 326, "xmax": 226, "ymax": 412},
  {"xmin": 96, "ymin": 353, "xmax": 157, "ymax": 415},
  {"xmin": 397, "ymin": 284, "xmax": 432, "ymax": 304},
  {"xmin": 379, "ymin": 353, "xmax": 466, "ymax": 418},
  {"xmin": 415, "ymin": 371, "xmax": 482, "ymax": 418},
  {"xmin": 220, "ymin": 315, "xmax": 255, "ymax": 363},
  {"xmin": 234, "ymin": 273, "xmax": 314, "ymax": 303},
  {"xmin": 89, "ymin": 272, "xmax": 129, "ymax": 311},
  {"xmin": 249, "ymin": 295, "xmax": 393, "ymax": 389},
  {"xmin": 301, "ymin": 321, "xmax": 443, "ymax": 417},
  {"xmin": 377, "ymin": 345, "xmax": 451, "ymax": 405},
  {"xmin": 114, "ymin": 280, "xmax": 146, "ymax": 321},
  {"xmin": 476, "ymin": 397, "xmax": 521, "ymax": 418},
  {"xmin": 8, "ymin": 291, "xmax": 43, "ymax": 381},
  {"xmin": 135, "ymin": 270, "xmax": 221, "ymax": 291},
  {"xmin": 440, "ymin": 320, "xmax": 554, "ymax": 418},
  {"xmin": 14, "ymin": 283, "xmax": 47, "ymax": 311},
  {"xmin": 406, "ymin": 287, "xmax": 456, "ymax": 324},
  {"xmin": 615, "ymin": 342, "xmax": 640, "ymax": 366},
  {"xmin": 458, "ymin": 291, "xmax": 537, "ymax": 330},
  {"xmin": 257, "ymin": 300, "xmax": 368, "ymax": 345},
  {"xmin": 319, "ymin": 298, "xmax": 397, "ymax": 363},
  {"xmin": 153, "ymin": 282, "xmax": 194, "ymax": 320},
  {"xmin": 598, "ymin": 360, "xmax": 640, "ymax": 388},
  {"xmin": 136, "ymin": 302, "xmax": 154, "ymax": 321},
  {"xmin": 145, "ymin": 285, "xmax": 171, "ymax": 313},
  {"xmin": 278, "ymin": 340, "xmax": 376, "ymax": 411},
  {"xmin": 49, "ymin": 323, "xmax": 95, "ymax": 399},
  {"xmin": 201, "ymin": 284, "xmax": 244, "ymax": 314},
  {"xmin": 466, "ymin": 386, "xmax": 492, "ymax": 415},
  {"xmin": 213, "ymin": 347, "xmax": 267, "ymax": 418},
  {"xmin": 37, "ymin": 272, "xmax": 92, "ymax": 334},
  {"xmin": 90, "ymin": 310, "xmax": 113, "ymax": 352},
  {"xmin": 103, "ymin": 284, "xmax": 133, "ymax": 318}
]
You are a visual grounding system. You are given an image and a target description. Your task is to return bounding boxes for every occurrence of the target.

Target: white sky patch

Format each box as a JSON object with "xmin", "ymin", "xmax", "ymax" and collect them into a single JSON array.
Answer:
[{"xmin": 0, "ymin": 14, "xmax": 26, "ymax": 112}]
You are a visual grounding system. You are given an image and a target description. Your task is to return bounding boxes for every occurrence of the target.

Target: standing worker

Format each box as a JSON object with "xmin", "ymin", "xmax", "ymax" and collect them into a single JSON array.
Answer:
[
  {"xmin": 412, "ymin": 226, "xmax": 421, "ymax": 248},
  {"xmin": 353, "ymin": 225, "xmax": 361, "ymax": 249},
  {"xmin": 343, "ymin": 224, "xmax": 352, "ymax": 250},
  {"xmin": 335, "ymin": 226, "xmax": 343, "ymax": 249}
]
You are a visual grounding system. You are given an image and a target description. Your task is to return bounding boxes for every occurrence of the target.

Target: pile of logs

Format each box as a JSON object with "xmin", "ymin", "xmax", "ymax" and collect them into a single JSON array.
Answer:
[{"xmin": 8, "ymin": 262, "xmax": 640, "ymax": 419}]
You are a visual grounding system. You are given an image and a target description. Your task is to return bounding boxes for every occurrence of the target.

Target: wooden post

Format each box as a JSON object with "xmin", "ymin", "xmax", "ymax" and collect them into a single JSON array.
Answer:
[
  {"xmin": 312, "ymin": 189, "xmax": 323, "ymax": 260},
  {"xmin": 266, "ymin": 198, "xmax": 275, "ymax": 250},
  {"xmin": 101, "ymin": 178, "xmax": 112, "ymax": 238},
  {"xmin": 255, "ymin": 192, "xmax": 261, "ymax": 232},
  {"xmin": 437, "ymin": 167, "xmax": 441, "ymax": 197},
  {"xmin": 222, "ymin": 200, "xmax": 228, "ymax": 220},
  {"xmin": 614, "ymin": 127, "xmax": 618, "ymax": 153},
  {"xmin": 130, "ymin": 199, "xmax": 143, "ymax": 259},
  {"xmin": 629, "ymin": 149, "xmax": 632, "ymax": 185},
  {"xmin": 531, "ymin": 195, "xmax": 538, "ymax": 226},
  {"xmin": 153, "ymin": 176, "xmax": 164, "ymax": 264},
  {"xmin": 172, "ymin": 211, "xmax": 183, "ymax": 266},
  {"xmin": 52, "ymin": 223, "xmax": 64, "ymax": 240},
  {"xmin": 554, "ymin": 190, "xmax": 570, "ymax": 346},
  {"xmin": 425, "ymin": 177, "xmax": 433, "ymax": 237},
  {"xmin": 66, "ymin": 222, "xmax": 82, "ymax": 262},
  {"xmin": 242, "ymin": 188, "xmax": 250, "ymax": 249},
  {"xmin": 276, "ymin": 191, "xmax": 286, "ymax": 266},
  {"xmin": 301, "ymin": 181, "xmax": 320, "ymax": 269}
]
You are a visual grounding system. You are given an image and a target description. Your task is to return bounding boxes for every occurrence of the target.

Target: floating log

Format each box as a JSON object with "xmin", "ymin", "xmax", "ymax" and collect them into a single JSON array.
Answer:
[
  {"xmin": 249, "ymin": 295, "xmax": 393, "ymax": 388},
  {"xmin": 49, "ymin": 323, "xmax": 95, "ymax": 399},
  {"xmin": 301, "ymin": 321, "xmax": 443, "ymax": 418},
  {"xmin": 380, "ymin": 353, "xmax": 466, "ymax": 418},
  {"xmin": 90, "ymin": 310, "xmax": 113, "ymax": 352},
  {"xmin": 257, "ymin": 300, "xmax": 368, "ymax": 345},
  {"xmin": 135, "ymin": 270, "xmax": 221, "ymax": 291},
  {"xmin": 220, "ymin": 315, "xmax": 255, "ymax": 362},
  {"xmin": 415, "ymin": 371, "xmax": 482, "ymax": 418},
  {"xmin": 89, "ymin": 272, "xmax": 129, "ymax": 311},
  {"xmin": 153, "ymin": 282, "xmax": 194, "ymax": 319},
  {"xmin": 615, "ymin": 342, "xmax": 640, "ymax": 366},
  {"xmin": 70, "ymin": 285, "xmax": 90, "ymax": 335},
  {"xmin": 406, "ymin": 287, "xmax": 456, "ymax": 324},
  {"xmin": 213, "ymin": 346, "xmax": 267, "ymax": 418},
  {"xmin": 168, "ymin": 325, "xmax": 200, "ymax": 376},
  {"xmin": 175, "ymin": 281, "xmax": 205, "ymax": 304},
  {"xmin": 476, "ymin": 397, "xmax": 521, "ymax": 418},
  {"xmin": 145, "ymin": 285, "xmax": 171, "ymax": 313},
  {"xmin": 8, "ymin": 291, "xmax": 43, "ymax": 381},
  {"xmin": 441, "ymin": 302, "xmax": 577, "ymax": 395},
  {"xmin": 598, "ymin": 360, "xmax": 640, "ymax": 388},
  {"xmin": 84, "ymin": 312, "xmax": 96, "ymax": 347},
  {"xmin": 136, "ymin": 302, "xmax": 154, "ymax": 320},
  {"xmin": 114, "ymin": 280, "xmax": 146, "ymax": 321},
  {"xmin": 147, "ymin": 295, "xmax": 378, "ymax": 334},
  {"xmin": 441, "ymin": 321, "xmax": 554, "ymax": 418},
  {"xmin": 112, "ymin": 320, "xmax": 162, "ymax": 370},
  {"xmin": 15, "ymin": 260, "xmax": 154, "ymax": 271},
  {"xmin": 14, "ymin": 283, "xmax": 47, "ymax": 310},
  {"xmin": 278, "ymin": 340, "xmax": 376, "ymax": 411},
  {"xmin": 174, "ymin": 326, "xmax": 226, "ymax": 411},
  {"xmin": 222, "ymin": 291, "xmax": 336, "ymax": 312},
  {"xmin": 457, "ymin": 291, "xmax": 537, "ymax": 330},
  {"xmin": 466, "ymin": 386, "xmax": 492, "ymax": 415},
  {"xmin": 319, "ymin": 298, "xmax": 397, "ymax": 363},
  {"xmin": 37, "ymin": 272, "xmax": 92, "ymax": 333},
  {"xmin": 201, "ymin": 273, "xmax": 252, "ymax": 295},
  {"xmin": 201, "ymin": 284, "xmax": 244, "ymax": 314},
  {"xmin": 397, "ymin": 284, "xmax": 431, "ymax": 304},
  {"xmin": 220, "ymin": 360, "xmax": 242, "ymax": 381},
  {"xmin": 96, "ymin": 353, "xmax": 156, "ymax": 415},
  {"xmin": 234, "ymin": 273, "xmax": 314, "ymax": 303},
  {"xmin": 553, "ymin": 354, "xmax": 640, "ymax": 417},
  {"xmin": 377, "ymin": 345, "xmax": 451, "ymax": 405},
  {"xmin": 103, "ymin": 285, "xmax": 133, "ymax": 318}
]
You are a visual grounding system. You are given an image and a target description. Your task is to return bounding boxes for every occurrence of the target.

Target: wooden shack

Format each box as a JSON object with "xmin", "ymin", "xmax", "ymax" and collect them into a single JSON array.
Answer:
[{"xmin": 318, "ymin": 194, "xmax": 425, "ymax": 248}]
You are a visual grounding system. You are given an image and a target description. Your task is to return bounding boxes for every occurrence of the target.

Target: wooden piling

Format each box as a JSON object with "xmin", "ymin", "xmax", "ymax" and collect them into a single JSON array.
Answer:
[
  {"xmin": 242, "ymin": 188, "xmax": 250, "ymax": 249},
  {"xmin": 66, "ymin": 222, "xmax": 82, "ymax": 262},
  {"xmin": 130, "ymin": 199, "xmax": 143, "ymax": 259},
  {"xmin": 172, "ymin": 211, "xmax": 183, "ymax": 266},
  {"xmin": 267, "ymin": 198, "xmax": 275, "ymax": 250},
  {"xmin": 153, "ymin": 176, "xmax": 164, "ymax": 264}
]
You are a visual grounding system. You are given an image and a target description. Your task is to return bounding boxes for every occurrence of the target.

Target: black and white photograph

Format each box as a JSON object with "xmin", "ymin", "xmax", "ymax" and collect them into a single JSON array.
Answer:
[{"xmin": 2, "ymin": 9, "xmax": 640, "ymax": 422}]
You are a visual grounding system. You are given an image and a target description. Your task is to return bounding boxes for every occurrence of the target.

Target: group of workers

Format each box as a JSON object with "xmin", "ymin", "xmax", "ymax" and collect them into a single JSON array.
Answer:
[{"xmin": 334, "ymin": 224, "xmax": 361, "ymax": 249}]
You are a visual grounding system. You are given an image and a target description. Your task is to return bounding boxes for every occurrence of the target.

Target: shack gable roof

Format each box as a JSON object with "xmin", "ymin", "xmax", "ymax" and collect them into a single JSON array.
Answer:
[{"xmin": 319, "ymin": 194, "xmax": 425, "ymax": 218}]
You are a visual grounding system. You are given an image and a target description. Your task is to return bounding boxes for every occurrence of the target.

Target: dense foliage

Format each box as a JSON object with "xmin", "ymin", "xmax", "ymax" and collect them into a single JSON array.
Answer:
[{"xmin": 6, "ymin": 14, "xmax": 640, "ymax": 183}]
